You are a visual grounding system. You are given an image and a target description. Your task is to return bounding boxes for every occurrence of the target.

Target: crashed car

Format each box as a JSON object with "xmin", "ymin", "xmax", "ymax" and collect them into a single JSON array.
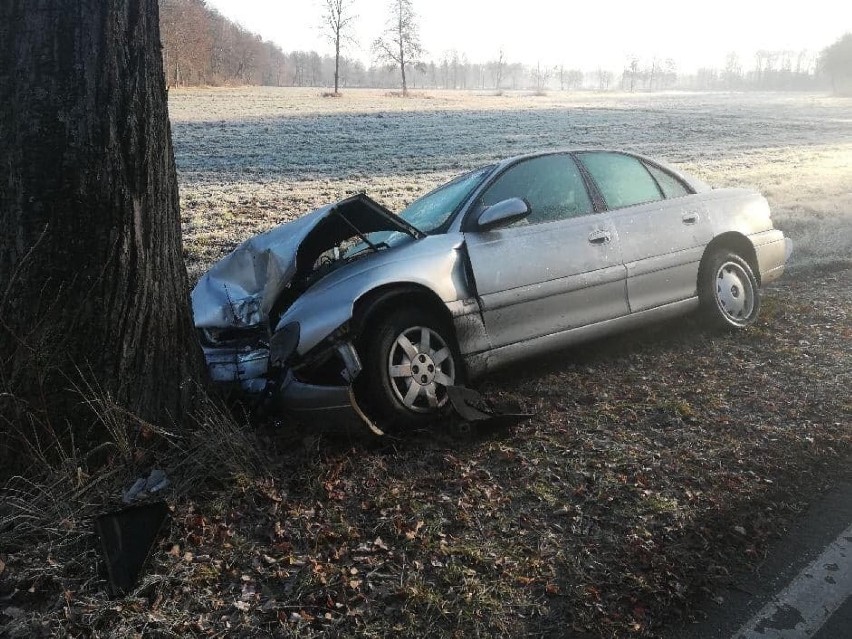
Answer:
[{"xmin": 192, "ymin": 150, "xmax": 792, "ymax": 428}]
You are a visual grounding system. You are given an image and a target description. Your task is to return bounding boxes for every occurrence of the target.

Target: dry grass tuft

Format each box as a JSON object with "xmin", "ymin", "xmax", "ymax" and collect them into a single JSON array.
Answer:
[{"xmin": 0, "ymin": 378, "xmax": 270, "ymax": 636}]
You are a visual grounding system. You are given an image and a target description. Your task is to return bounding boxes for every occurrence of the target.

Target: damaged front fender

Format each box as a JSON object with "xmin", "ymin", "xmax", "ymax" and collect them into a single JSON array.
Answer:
[{"xmin": 274, "ymin": 233, "xmax": 474, "ymax": 356}]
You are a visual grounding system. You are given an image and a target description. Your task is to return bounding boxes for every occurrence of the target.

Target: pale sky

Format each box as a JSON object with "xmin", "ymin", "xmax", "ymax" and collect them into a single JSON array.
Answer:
[{"xmin": 205, "ymin": 0, "xmax": 851, "ymax": 72}]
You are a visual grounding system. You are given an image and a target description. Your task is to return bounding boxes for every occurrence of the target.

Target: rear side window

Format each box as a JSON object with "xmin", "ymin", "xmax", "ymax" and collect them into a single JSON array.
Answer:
[
  {"xmin": 645, "ymin": 163, "xmax": 690, "ymax": 199},
  {"xmin": 478, "ymin": 154, "xmax": 593, "ymax": 225},
  {"xmin": 578, "ymin": 152, "xmax": 663, "ymax": 210}
]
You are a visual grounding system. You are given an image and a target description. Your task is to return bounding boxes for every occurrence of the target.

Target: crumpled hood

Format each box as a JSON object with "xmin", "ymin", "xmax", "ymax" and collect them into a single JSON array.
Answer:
[{"xmin": 192, "ymin": 193, "xmax": 418, "ymax": 329}]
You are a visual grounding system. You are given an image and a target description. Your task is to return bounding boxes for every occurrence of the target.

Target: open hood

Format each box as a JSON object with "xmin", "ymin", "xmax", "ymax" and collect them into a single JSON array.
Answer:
[{"xmin": 192, "ymin": 194, "xmax": 419, "ymax": 329}]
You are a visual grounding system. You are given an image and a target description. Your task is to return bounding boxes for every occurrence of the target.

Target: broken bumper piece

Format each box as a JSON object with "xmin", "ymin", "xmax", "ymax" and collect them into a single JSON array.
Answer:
[
  {"xmin": 271, "ymin": 369, "xmax": 364, "ymax": 428},
  {"xmin": 203, "ymin": 346, "xmax": 269, "ymax": 394},
  {"xmin": 204, "ymin": 338, "xmax": 370, "ymax": 429}
]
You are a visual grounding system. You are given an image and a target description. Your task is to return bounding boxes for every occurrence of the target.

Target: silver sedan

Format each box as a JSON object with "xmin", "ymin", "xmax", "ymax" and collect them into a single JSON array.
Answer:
[{"xmin": 192, "ymin": 150, "xmax": 792, "ymax": 428}]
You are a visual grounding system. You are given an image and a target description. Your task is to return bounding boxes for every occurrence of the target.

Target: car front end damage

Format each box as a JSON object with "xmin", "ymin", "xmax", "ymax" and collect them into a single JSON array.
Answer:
[
  {"xmin": 191, "ymin": 194, "xmax": 423, "ymax": 430},
  {"xmin": 201, "ymin": 326, "xmax": 374, "ymax": 429}
]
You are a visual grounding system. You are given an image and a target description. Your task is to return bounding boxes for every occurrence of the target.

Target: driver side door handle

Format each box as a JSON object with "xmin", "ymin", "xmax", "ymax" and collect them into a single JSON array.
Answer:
[{"xmin": 588, "ymin": 230, "xmax": 611, "ymax": 244}]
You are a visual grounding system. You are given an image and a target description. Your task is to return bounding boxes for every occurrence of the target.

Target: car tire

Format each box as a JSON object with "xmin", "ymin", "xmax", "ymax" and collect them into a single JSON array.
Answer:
[
  {"xmin": 698, "ymin": 249, "xmax": 761, "ymax": 330},
  {"xmin": 359, "ymin": 307, "xmax": 461, "ymax": 428}
]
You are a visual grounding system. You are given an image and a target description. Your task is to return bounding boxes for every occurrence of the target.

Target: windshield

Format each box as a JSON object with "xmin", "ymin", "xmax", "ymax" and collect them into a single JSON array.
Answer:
[
  {"xmin": 399, "ymin": 165, "xmax": 495, "ymax": 233},
  {"xmin": 342, "ymin": 165, "xmax": 495, "ymax": 259}
]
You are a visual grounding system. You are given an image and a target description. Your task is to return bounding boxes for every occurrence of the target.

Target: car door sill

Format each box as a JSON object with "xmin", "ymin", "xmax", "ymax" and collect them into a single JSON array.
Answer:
[{"xmin": 464, "ymin": 297, "xmax": 699, "ymax": 378}]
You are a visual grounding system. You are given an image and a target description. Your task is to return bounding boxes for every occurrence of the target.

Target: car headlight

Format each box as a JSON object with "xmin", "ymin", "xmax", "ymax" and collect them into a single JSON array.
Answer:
[{"xmin": 269, "ymin": 322, "xmax": 300, "ymax": 367}]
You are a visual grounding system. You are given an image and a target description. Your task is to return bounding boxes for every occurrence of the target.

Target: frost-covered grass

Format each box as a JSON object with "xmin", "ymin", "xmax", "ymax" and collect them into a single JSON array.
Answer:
[{"xmin": 170, "ymin": 87, "xmax": 852, "ymax": 281}]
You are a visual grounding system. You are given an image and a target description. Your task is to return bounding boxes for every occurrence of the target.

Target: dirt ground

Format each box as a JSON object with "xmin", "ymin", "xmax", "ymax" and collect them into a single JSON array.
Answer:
[{"xmin": 1, "ymin": 88, "xmax": 850, "ymax": 638}]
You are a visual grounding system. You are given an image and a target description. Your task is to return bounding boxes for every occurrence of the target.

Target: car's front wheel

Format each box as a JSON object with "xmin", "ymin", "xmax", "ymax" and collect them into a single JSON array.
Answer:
[
  {"xmin": 359, "ymin": 307, "xmax": 460, "ymax": 427},
  {"xmin": 698, "ymin": 249, "xmax": 761, "ymax": 330}
]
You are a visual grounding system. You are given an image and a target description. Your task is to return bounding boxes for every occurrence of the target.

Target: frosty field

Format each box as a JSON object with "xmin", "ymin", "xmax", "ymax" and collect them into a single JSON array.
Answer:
[{"xmin": 168, "ymin": 87, "xmax": 852, "ymax": 281}]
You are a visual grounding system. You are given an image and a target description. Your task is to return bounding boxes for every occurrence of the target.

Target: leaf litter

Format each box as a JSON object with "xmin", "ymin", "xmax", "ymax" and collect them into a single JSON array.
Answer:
[{"xmin": 2, "ymin": 269, "xmax": 848, "ymax": 638}]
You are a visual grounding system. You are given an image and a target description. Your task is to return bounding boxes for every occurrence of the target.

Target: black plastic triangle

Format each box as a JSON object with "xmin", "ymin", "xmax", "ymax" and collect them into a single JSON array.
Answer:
[{"xmin": 95, "ymin": 501, "xmax": 170, "ymax": 596}]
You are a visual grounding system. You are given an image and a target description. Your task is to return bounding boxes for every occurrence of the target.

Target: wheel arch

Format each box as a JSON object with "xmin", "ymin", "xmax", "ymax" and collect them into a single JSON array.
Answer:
[
  {"xmin": 353, "ymin": 283, "xmax": 456, "ymax": 337},
  {"xmin": 699, "ymin": 232, "xmax": 761, "ymax": 286},
  {"xmin": 352, "ymin": 283, "xmax": 466, "ymax": 377}
]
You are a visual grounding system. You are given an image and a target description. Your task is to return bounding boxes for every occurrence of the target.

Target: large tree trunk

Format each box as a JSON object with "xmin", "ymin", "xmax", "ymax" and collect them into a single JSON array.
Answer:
[{"xmin": 0, "ymin": 0, "xmax": 205, "ymax": 446}]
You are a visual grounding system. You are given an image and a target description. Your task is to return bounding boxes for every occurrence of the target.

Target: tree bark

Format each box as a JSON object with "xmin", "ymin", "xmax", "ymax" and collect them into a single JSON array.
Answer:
[{"xmin": 0, "ymin": 0, "xmax": 205, "ymax": 443}]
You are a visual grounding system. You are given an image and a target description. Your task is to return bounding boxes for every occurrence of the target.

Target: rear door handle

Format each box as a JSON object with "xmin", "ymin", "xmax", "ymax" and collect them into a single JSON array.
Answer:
[
  {"xmin": 588, "ymin": 230, "xmax": 611, "ymax": 244},
  {"xmin": 682, "ymin": 212, "xmax": 699, "ymax": 225}
]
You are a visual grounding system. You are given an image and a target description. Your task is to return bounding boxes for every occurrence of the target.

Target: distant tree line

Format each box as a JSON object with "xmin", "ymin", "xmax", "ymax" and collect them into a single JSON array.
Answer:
[
  {"xmin": 684, "ymin": 50, "xmax": 822, "ymax": 92},
  {"xmin": 159, "ymin": 0, "xmax": 286, "ymax": 86},
  {"xmin": 158, "ymin": 2, "xmax": 848, "ymax": 94},
  {"xmin": 818, "ymin": 33, "xmax": 852, "ymax": 95}
]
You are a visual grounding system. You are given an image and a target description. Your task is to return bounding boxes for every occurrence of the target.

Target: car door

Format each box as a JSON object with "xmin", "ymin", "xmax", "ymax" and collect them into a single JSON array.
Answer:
[
  {"xmin": 576, "ymin": 152, "xmax": 713, "ymax": 313},
  {"xmin": 463, "ymin": 154, "xmax": 629, "ymax": 350}
]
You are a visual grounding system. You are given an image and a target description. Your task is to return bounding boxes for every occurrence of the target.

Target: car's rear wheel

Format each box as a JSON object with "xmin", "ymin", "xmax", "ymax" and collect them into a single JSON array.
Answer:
[
  {"xmin": 698, "ymin": 249, "xmax": 761, "ymax": 330},
  {"xmin": 359, "ymin": 307, "xmax": 460, "ymax": 428}
]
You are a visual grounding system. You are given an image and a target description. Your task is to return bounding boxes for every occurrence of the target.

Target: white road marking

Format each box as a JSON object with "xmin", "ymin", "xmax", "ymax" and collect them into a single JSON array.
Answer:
[{"xmin": 733, "ymin": 522, "xmax": 852, "ymax": 638}]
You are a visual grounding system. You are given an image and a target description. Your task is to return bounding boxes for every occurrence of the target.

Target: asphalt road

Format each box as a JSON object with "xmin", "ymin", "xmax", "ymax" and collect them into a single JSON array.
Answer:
[{"xmin": 667, "ymin": 461, "xmax": 852, "ymax": 639}]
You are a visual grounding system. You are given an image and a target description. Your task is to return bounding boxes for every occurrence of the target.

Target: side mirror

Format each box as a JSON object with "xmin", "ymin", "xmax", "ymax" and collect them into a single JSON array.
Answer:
[{"xmin": 476, "ymin": 198, "xmax": 530, "ymax": 231}]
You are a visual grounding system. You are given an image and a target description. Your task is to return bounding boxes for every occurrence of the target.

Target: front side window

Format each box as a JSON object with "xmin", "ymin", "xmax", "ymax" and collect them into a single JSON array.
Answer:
[
  {"xmin": 645, "ymin": 162, "xmax": 690, "ymax": 199},
  {"xmin": 578, "ymin": 152, "xmax": 663, "ymax": 210},
  {"xmin": 478, "ymin": 154, "xmax": 593, "ymax": 225}
]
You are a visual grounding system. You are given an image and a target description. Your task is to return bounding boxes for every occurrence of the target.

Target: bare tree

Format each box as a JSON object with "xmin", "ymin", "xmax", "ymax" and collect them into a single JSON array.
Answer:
[
  {"xmin": 661, "ymin": 58, "xmax": 677, "ymax": 89},
  {"xmin": 624, "ymin": 56, "xmax": 640, "ymax": 92},
  {"xmin": 558, "ymin": 67, "xmax": 583, "ymax": 91},
  {"xmin": 442, "ymin": 49, "xmax": 463, "ymax": 89},
  {"xmin": 724, "ymin": 52, "xmax": 742, "ymax": 89},
  {"xmin": 373, "ymin": 0, "xmax": 424, "ymax": 95},
  {"xmin": 321, "ymin": 0, "xmax": 357, "ymax": 94},
  {"xmin": 0, "ymin": 0, "xmax": 205, "ymax": 452},
  {"xmin": 489, "ymin": 48, "xmax": 506, "ymax": 90},
  {"xmin": 531, "ymin": 62, "xmax": 552, "ymax": 92},
  {"xmin": 596, "ymin": 67, "xmax": 613, "ymax": 90}
]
